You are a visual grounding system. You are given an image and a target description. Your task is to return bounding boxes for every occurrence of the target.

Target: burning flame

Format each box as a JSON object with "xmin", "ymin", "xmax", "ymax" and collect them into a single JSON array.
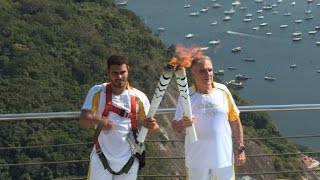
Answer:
[{"xmin": 169, "ymin": 44, "xmax": 203, "ymax": 68}]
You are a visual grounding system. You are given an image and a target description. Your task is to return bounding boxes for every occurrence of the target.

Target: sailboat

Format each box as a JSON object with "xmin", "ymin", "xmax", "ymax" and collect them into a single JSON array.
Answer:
[
  {"xmin": 184, "ymin": 0, "xmax": 191, "ymax": 8},
  {"xmin": 264, "ymin": 75, "xmax": 276, "ymax": 81},
  {"xmin": 264, "ymin": 68, "xmax": 276, "ymax": 81}
]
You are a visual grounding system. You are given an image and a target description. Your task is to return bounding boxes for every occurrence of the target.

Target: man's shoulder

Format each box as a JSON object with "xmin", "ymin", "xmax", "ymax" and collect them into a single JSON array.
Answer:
[
  {"xmin": 129, "ymin": 87, "xmax": 147, "ymax": 98},
  {"xmin": 89, "ymin": 83, "xmax": 106, "ymax": 93},
  {"xmin": 213, "ymin": 82, "xmax": 228, "ymax": 90}
]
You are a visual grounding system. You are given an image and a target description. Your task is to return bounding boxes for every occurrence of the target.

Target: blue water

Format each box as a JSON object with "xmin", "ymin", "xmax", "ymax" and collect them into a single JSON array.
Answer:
[{"xmin": 124, "ymin": 0, "xmax": 320, "ymax": 149}]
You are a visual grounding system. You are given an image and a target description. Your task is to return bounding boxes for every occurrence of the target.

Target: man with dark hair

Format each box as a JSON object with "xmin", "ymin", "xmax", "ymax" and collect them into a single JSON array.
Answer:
[
  {"xmin": 172, "ymin": 55, "xmax": 245, "ymax": 180},
  {"xmin": 80, "ymin": 55, "xmax": 159, "ymax": 180}
]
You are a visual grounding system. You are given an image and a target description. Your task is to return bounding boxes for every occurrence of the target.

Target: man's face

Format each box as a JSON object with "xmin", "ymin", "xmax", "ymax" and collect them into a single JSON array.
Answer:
[
  {"xmin": 191, "ymin": 60, "xmax": 214, "ymax": 86},
  {"xmin": 108, "ymin": 64, "xmax": 128, "ymax": 89}
]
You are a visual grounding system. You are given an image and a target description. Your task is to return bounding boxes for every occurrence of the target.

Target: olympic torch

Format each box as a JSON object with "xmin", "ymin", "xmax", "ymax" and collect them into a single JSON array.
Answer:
[
  {"xmin": 137, "ymin": 63, "xmax": 175, "ymax": 143},
  {"xmin": 175, "ymin": 67, "xmax": 198, "ymax": 143}
]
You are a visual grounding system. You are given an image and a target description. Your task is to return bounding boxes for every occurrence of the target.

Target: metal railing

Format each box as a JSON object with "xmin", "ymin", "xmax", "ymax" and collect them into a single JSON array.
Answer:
[
  {"xmin": 1, "ymin": 103, "xmax": 320, "ymax": 121},
  {"xmin": 1, "ymin": 104, "xmax": 320, "ymax": 179}
]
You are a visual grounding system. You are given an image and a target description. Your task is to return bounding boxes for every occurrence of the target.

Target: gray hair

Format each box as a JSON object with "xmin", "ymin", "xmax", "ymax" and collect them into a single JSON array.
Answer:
[{"xmin": 191, "ymin": 55, "xmax": 213, "ymax": 71}]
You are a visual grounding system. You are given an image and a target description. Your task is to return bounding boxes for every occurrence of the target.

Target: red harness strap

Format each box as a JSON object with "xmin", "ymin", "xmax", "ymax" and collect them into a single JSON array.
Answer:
[{"xmin": 93, "ymin": 83, "xmax": 137, "ymax": 175}]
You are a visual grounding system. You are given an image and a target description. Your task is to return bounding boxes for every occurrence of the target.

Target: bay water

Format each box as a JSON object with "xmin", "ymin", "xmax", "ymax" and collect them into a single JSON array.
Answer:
[{"xmin": 124, "ymin": 0, "xmax": 320, "ymax": 149}]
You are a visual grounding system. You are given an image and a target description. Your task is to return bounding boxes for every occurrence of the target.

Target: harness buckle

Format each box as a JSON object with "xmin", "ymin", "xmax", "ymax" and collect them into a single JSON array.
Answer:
[
  {"xmin": 119, "ymin": 109, "xmax": 131, "ymax": 118},
  {"xmin": 96, "ymin": 149, "xmax": 102, "ymax": 155}
]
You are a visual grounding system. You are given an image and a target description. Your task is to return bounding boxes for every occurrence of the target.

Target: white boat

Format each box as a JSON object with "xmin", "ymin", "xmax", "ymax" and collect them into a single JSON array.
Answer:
[
  {"xmin": 200, "ymin": 46, "xmax": 209, "ymax": 51},
  {"xmin": 260, "ymin": 22, "xmax": 268, "ymax": 26},
  {"xmin": 262, "ymin": 5, "xmax": 272, "ymax": 10},
  {"xmin": 227, "ymin": 66, "xmax": 237, "ymax": 70},
  {"xmin": 316, "ymin": 42, "xmax": 320, "ymax": 46},
  {"xmin": 308, "ymin": 31, "xmax": 317, "ymax": 35},
  {"xmin": 266, "ymin": 32, "xmax": 272, "ymax": 35},
  {"xmin": 243, "ymin": 18, "xmax": 252, "ymax": 22},
  {"xmin": 189, "ymin": 12, "xmax": 200, "ymax": 16},
  {"xmin": 226, "ymin": 80, "xmax": 244, "ymax": 89},
  {"xmin": 294, "ymin": 19, "xmax": 303, "ymax": 23},
  {"xmin": 157, "ymin": 27, "xmax": 165, "ymax": 32},
  {"xmin": 231, "ymin": 46, "xmax": 241, "ymax": 52},
  {"xmin": 245, "ymin": 13, "xmax": 253, "ymax": 17},
  {"xmin": 280, "ymin": 24, "xmax": 288, "ymax": 28},
  {"xmin": 291, "ymin": 2, "xmax": 296, "ymax": 6},
  {"xmin": 290, "ymin": 64, "xmax": 298, "ymax": 68},
  {"xmin": 257, "ymin": 9, "xmax": 263, "ymax": 13},
  {"xmin": 116, "ymin": 0, "xmax": 127, "ymax": 6},
  {"xmin": 214, "ymin": 69, "xmax": 224, "ymax": 75},
  {"xmin": 209, "ymin": 40, "xmax": 220, "ymax": 45},
  {"xmin": 232, "ymin": 1, "xmax": 241, "ymax": 6},
  {"xmin": 253, "ymin": 27, "xmax": 259, "ymax": 31},
  {"xmin": 257, "ymin": 15, "xmax": 264, "ymax": 19},
  {"xmin": 200, "ymin": 7, "xmax": 209, "ymax": 13},
  {"xmin": 184, "ymin": 4, "xmax": 191, "ymax": 8},
  {"xmin": 223, "ymin": 16, "xmax": 232, "ymax": 21},
  {"xmin": 259, "ymin": 21, "xmax": 267, "ymax": 25},
  {"xmin": 185, "ymin": 33, "xmax": 194, "ymax": 38},
  {"xmin": 212, "ymin": 3, "xmax": 221, "ymax": 8},
  {"xmin": 284, "ymin": 12, "xmax": 291, "ymax": 16},
  {"xmin": 272, "ymin": 11, "xmax": 278, "ymax": 15},
  {"xmin": 292, "ymin": 31, "xmax": 302, "ymax": 36},
  {"xmin": 236, "ymin": 74, "xmax": 251, "ymax": 80},
  {"xmin": 264, "ymin": 76, "xmax": 276, "ymax": 81},
  {"xmin": 292, "ymin": 37, "xmax": 302, "ymax": 41},
  {"xmin": 239, "ymin": 6, "xmax": 247, "ymax": 10},
  {"xmin": 224, "ymin": 9, "xmax": 235, "ymax": 15},
  {"xmin": 305, "ymin": 15, "xmax": 314, "ymax": 20},
  {"xmin": 315, "ymin": 26, "xmax": 320, "ymax": 30},
  {"xmin": 210, "ymin": 21, "xmax": 218, "ymax": 26},
  {"xmin": 317, "ymin": 70, "xmax": 320, "ymax": 73},
  {"xmin": 305, "ymin": 10, "xmax": 312, "ymax": 14},
  {"xmin": 255, "ymin": 0, "xmax": 263, "ymax": 3}
]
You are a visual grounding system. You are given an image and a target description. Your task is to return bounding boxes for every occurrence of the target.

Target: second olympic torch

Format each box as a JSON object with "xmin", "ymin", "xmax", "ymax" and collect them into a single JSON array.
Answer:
[
  {"xmin": 137, "ymin": 63, "xmax": 175, "ymax": 143},
  {"xmin": 175, "ymin": 67, "xmax": 198, "ymax": 143}
]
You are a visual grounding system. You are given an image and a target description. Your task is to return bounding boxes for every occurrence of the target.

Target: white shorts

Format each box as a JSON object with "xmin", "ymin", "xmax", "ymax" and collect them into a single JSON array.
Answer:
[
  {"xmin": 86, "ymin": 151, "xmax": 139, "ymax": 180},
  {"xmin": 186, "ymin": 165, "xmax": 235, "ymax": 180}
]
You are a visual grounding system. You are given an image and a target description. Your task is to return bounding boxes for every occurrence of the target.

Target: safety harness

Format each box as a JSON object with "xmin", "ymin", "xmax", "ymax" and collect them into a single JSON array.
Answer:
[{"xmin": 92, "ymin": 83, "xmax": 143, "ymax": 175}]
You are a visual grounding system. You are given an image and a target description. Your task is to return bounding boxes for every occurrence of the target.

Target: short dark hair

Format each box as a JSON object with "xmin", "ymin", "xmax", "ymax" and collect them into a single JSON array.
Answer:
[{"xmin": 107, "ymin": 55, "xmax": 129, "ymax": 70}]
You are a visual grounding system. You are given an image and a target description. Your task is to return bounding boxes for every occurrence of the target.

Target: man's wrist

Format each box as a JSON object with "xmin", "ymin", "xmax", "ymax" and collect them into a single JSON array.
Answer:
[
  {"xmin": 237, "ymin": 145, "xmax": 246, "ymax": 152},
  {"xmin": 173, "ymin": 120, "xmax": 183, "ymax": 133}
]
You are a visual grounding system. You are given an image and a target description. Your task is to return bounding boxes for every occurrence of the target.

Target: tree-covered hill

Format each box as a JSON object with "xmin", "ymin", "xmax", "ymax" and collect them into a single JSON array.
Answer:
[
  {"xmin": 0, "ymin": 0, "xmax": 167, "ymax": 114},
  {"xmin": 0, "ymin": 0, "xmax": 316, "ymax": 179}
]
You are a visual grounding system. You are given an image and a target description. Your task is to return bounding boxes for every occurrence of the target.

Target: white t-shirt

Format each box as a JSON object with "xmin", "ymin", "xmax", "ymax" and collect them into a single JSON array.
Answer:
[
  {"xmin": 81, "ymin": 83, "xmax": 150, "ymax": 171},
  {"xmin": 174, "ymin": 83, "xmax": 239, "ymax": 169}
]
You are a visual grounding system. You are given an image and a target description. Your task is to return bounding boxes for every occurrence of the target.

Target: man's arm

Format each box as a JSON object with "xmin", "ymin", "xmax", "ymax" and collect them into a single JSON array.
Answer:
[
  {"xmin": 230, "ymin": 119, "xmax": 246, "ymax": 166},
  {"xmin": 143, "ymin": 117, "xmax": 160, "ymax": 134},
  {"xmin": 230, "ymin": 119, "xmax": 244, "ymax": 146},
  {"xmin": 79, "ymin": 110, "xmax": 113, "ymax": 130},
  {"xmin": 172, "ymin": 116, "xmax": 193, "ymax": 133}
]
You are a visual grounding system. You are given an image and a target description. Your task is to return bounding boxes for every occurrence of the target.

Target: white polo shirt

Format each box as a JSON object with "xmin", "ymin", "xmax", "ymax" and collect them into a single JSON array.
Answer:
[
  {"xmin": 174, "ymin": 83, "xmax": 239, "ymax": 169},
  {"xmin": 81, "ymin": 83, "xmax": 150, "ymax": 171}
]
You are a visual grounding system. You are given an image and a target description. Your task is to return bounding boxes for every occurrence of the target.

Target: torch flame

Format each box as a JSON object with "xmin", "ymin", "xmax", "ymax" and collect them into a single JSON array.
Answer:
[{"xmin": 169, "ymin": 44, "xmax": 203, "ymax": 68}]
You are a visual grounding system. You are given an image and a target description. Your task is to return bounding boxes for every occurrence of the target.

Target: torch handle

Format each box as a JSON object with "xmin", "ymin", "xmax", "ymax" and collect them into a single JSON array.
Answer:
[
  {"xmin": 137, "ymin": 126, "xmax": 149, "ymax": 143},
  {"xmin": 175, "ymin": 68, "xmax": 198, "ymax": 143},
  {"xmin": 136, "ymin": 66, "xmax": 174, "ymax": 143},
  {"xmin": 183, "ymin": 95, "xmax": 198, "ymax": 143}
]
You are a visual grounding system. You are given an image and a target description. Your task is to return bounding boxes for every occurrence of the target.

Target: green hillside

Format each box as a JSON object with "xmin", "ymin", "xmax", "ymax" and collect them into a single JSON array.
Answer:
[{"xmin": 0, "ymin": 0, "xmax": 314, "ymax": 179}]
